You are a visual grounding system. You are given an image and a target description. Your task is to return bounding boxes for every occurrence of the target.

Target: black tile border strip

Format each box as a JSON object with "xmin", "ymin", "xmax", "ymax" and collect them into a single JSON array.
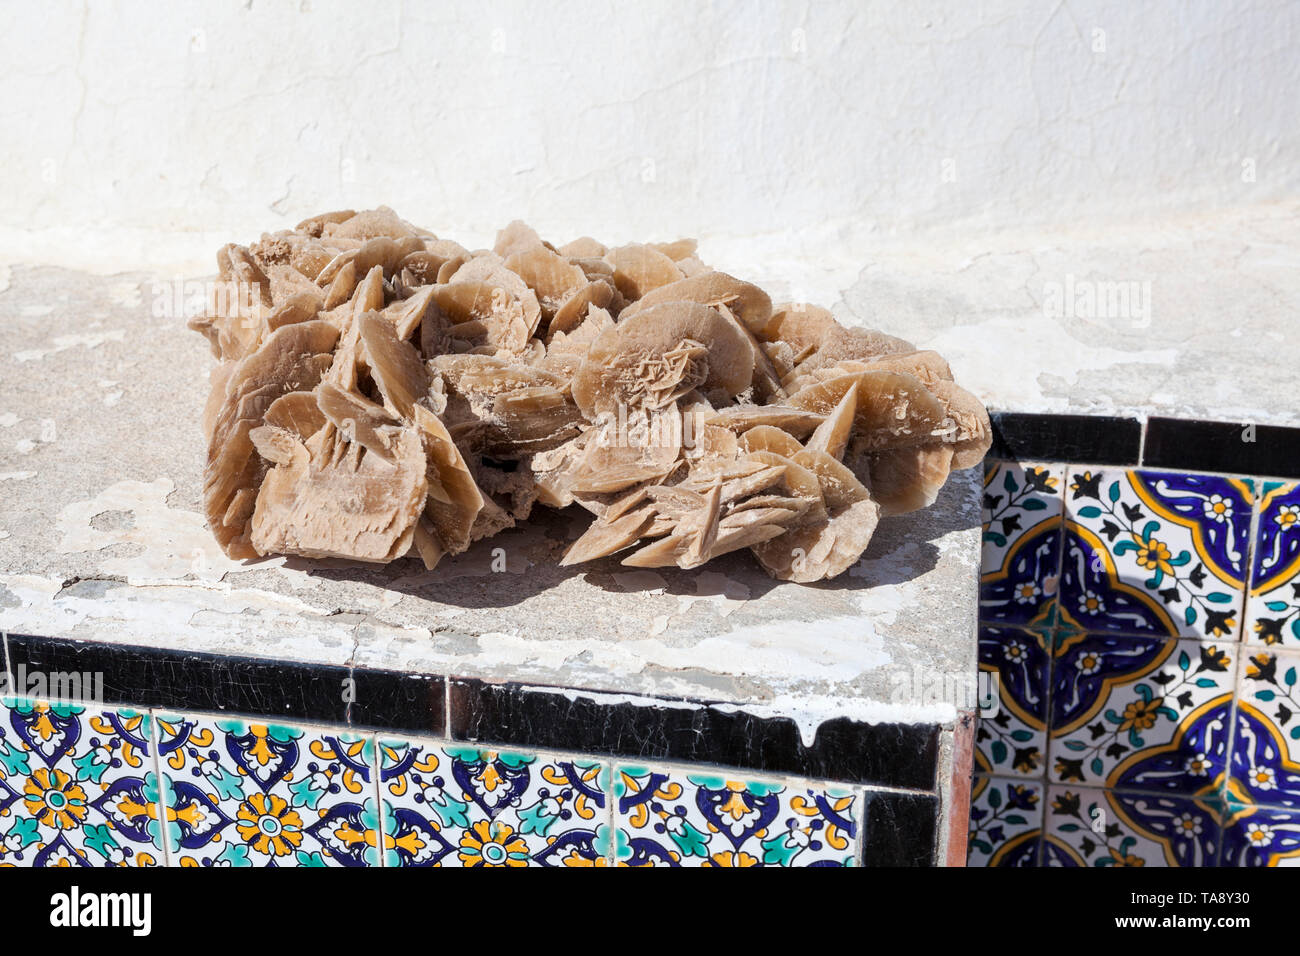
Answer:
[
  {"xmin": 989, "ymin": 412, "xmax": 1300, "ymax": 480},
  {"xmin": 449, "ymin": 678, "xmax": 939, "ymax": 791},
  {"xmin": 858, "ymin": 791, "xmax": 938, "ymax": 867},
  {"xmin": 1143, "ymin": 417, "xmax": 1300, "ymax": 480},
  {"xmin": 990, "ymin": 412, "xmax": 1141, "ymax": 466},
  {"xmin": 1, "ymin": 633, "xmax": 941, "ymax": 791},
  {"xmin": 5, "ymin": 632, "xmax": 359, "ymax": 728}
]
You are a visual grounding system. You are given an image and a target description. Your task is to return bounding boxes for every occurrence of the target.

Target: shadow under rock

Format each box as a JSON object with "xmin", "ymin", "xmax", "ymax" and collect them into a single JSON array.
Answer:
[{"xmin": 300, "ymin": 467, "xmax": 983, "ymax": 610}]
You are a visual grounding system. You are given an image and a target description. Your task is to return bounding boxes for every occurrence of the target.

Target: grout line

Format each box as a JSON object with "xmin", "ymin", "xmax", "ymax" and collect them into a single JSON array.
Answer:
[
  {"xmin": 1136, "ymin": 417, "xmax": 1148, "ymax": 465},
  {"xmin": 606, "ymin": 764, "xmax": 618, "ymax": 866},
  {"xmin": 146, "ymin": 708, "xmax": 174, "ymax": 868},
  {"xmin": 1, "ymin": 631, "xmax": 10, "ymax": 701},
  {"xmin": 1037, "ymin": 620, "xmax": 1058, "ymax": 866},
  {"xmin": 443, "ymin": 676, "xmax": 452, "ymax": 740},
  {"xmin": 369, "ymin": 728, "xmax": 386, "ymax": 869},
  {"xmin": 854, "ymin": 785, "xmax": 867, "ymax": 866},
  {"xmin": 995, "ymin": 453, "xmax": 1299, "ymax": 485},
  {"xmin": 1050, "ymin": 460, "xmax": 1068, "ymax": 632}
]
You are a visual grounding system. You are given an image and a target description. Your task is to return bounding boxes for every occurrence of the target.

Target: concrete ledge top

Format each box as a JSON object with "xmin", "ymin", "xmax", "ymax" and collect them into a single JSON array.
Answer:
[{"xmin": 0, "ymin": 264, "xmax": 982, "ymax": 736}]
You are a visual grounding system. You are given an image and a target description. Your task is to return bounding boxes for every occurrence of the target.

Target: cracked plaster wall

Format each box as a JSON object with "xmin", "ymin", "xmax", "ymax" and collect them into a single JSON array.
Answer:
[{"xmin": 1, "ymin": 0, "xmax": 1296, "ymax": 259}]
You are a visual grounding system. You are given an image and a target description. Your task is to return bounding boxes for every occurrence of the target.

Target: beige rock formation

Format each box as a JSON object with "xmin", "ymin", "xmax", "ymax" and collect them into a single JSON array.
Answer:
[{"xmin": 192, "ymin": 207, "xmax": 991, "ymax": 581}]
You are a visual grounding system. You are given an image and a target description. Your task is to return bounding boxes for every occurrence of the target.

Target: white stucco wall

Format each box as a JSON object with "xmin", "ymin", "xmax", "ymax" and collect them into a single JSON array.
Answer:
[{"xmin": 1, "ymin": 0, "xmax": 1296, "ymax": 259}]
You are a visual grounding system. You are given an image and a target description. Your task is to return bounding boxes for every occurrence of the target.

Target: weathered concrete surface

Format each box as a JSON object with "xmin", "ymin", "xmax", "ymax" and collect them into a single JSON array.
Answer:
[
  {"xmin": 728, "ymin": 200, "xmax": 1300, "ymax": 428},
  {"xmin": 0, "ymin": 261, "xmax": 982, "ymax": 736},
  {"xmin": 5, "ymin": 200, "xmax": 1296, "ymax": 730}
]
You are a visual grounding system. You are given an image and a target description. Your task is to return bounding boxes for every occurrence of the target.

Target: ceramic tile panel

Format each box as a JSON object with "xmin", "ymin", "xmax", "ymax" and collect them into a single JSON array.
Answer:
[
  {"xmin": 1042, "ymin": 785, "xmax": 1222, "ymax": 867},
  {"xmin": 1246, "ymin": 482, "xmax": 1300, "ymax": 647},
  {"xmin": 612, "ymin": 766, "xmax": 858, "ymax": 866},
  {"xmin": 975, "ymin": 625, "xmax": 1051, "ymax": 777},
  {"xmin": 979, "ymin": 462, "xmax": 1064, "ymax": 628},
  {"xmin": 377, "ymin": 738, "xmax": 612, "ymax": 867},
  {"xmin": 973, "ymin": 459, "xmax": 1279, "ymax": 867},
  {"xmin": 1048, "ymin": 634, "xmax": 1236, "ymax": 794},
  {"xmin": 0, "ymin": 696, "xmax": 166, "ymax": 867},
  {"xmin": 154, "ymin": 712, "xmax": 380, "ymax": 867},
  {"xmin": 1061, "ymin": 468, "xmax": 1253, "ymax": 641},
  {"xmin": 967, "ymin": 775, "xmax": 1043, "ymax": 867}
]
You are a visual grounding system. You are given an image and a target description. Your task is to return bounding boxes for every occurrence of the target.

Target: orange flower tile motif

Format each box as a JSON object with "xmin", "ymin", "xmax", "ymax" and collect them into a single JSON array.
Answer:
[
  {"xmin": 376, "ymin": 740, "xmax": 611, "ymax": 867},
  {"xmin": 1062, "ymin": 469, "xmax": 1253, "ymax": 641},
  {"xmin": 1048, "ymin": 635, "xmax": 1235, "ymax": 792},
  {"xmin": 153, "ymin": 713, "xmax": 380, "ymax": 866},
  {"xmin": 0, "ymin": 697, "xmax": 164, "ymax": 867},
  {"xmin": 613, "ymin": 767, "xmax": 856, "ymax": 866}
]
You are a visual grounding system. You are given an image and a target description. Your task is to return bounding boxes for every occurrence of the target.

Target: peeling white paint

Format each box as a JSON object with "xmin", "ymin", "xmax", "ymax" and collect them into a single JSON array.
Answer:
[
  {"xmin": 674, "ymin": 571, "xmax": 751, "ymax": 620},
  {"xmin": 55, "ymin": 477, "xmax": 247, "ymax": 582},
  {"xmin": 0, "ymin": 471, "xmax": 35, "ymax": 482},
  {"xmin": 927, "ymin": 316, "xmax": 1179, "ymax": 412},
  {"xmin": 0, "ymin": 573, "xmax": 357, "ymax": 667},
  {"xmin": 107, "ymin": 282, "xmax": 142, "ymax": 310},
  {"xmin": 14, "ymin": 330, "xmax": 125, "ymax": 363},
  {"xmin": 470, "ymin": 614, "xmax": 892, "ymax": 687}
]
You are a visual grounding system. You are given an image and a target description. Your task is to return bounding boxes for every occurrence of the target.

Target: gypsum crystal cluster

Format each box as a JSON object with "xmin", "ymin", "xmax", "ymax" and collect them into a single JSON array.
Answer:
[{"xmin": 192, "ymin": 207, "xmax": 991, "ymax": 583}]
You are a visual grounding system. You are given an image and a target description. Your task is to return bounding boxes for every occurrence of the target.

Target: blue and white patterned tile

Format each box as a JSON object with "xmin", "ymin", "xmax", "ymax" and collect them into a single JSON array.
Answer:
[
  {"xmin": 1246, "ymin": 482, "xmax": 1300, "ymax": 647},
  {"xmin": 967, "ymin": 775, "xmax": 1043, "ymax": 866},
  {"xmin": 154, "ymin": 713, "xmax": 379, "ymax": 867},
  {"xmin": 1220, "ymin": 806, "xmax": 1300, "ymax": 866},
  {"xmin": 980, "ymin": 462, "xmax": 1064, "ymax": 628},
  {"xmin": 1231, "ymin": 649, "xmax": 1300, "ymax": 811},
  {"xmin": 1047, "ymin": 634, "xmax": 1235, "ymax": 793},
  {"xmin": 0, "ymin": 697, "xmax": 165, "ymax": 867},
  {"xmin": 378, "ymin": 740, "xmax": 611, "ymax": 867},
  {"xmin": 1042, "ymin": 785, "xmax": 1222, "ymax": 867},
  {"xmin": 613, "ymin": 766, "xmax": 856, "ymax": 867},
  {"xmin": 1061, "ymin": 468, "xmax": 1253, "ymax": 640},
  {"xmin": 975, "ymin": 625, "xmax": 1051, "ymax": 777}
]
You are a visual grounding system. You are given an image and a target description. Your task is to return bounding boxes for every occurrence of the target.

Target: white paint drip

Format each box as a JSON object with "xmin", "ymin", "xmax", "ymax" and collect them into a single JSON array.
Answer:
[{"xmin": 517, "ymin": 684, "xmax": 955, "ymax": 749}]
